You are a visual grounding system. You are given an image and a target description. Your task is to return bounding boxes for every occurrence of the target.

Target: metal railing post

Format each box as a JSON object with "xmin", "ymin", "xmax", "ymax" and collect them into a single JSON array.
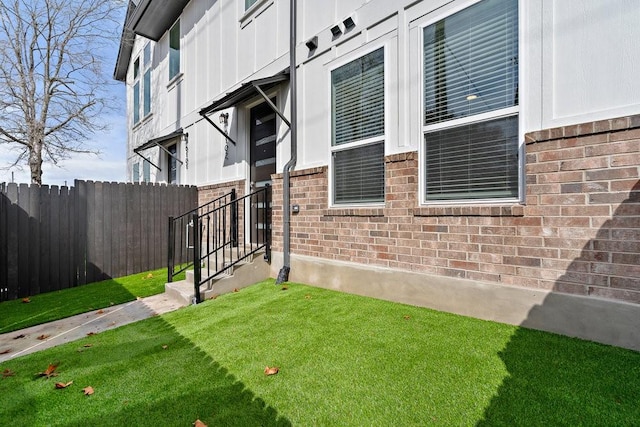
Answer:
[
  {"xmin": 265, "ymin": 184, "xmax": 271, "ymax": 262},
  {"xmin": 167, "ymin": 216, "xmax": 175, "ymax": 283},
  {"xmin": 192, "ymin": 212, "xmax": 201, "ymax": 304},
  {"xmin": 230, "ymin": 188, "xmax": 237, "ymax": 247}
]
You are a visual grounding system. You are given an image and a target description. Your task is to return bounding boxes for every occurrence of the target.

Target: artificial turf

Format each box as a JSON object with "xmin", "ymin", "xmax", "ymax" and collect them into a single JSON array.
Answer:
[
  {"xmin": 0, "ymin": 267, "xmax": 182, "ymax": 334},
  {"xmin": 1, "ymin": 280, "xmax": 639, "ymax": 426}
]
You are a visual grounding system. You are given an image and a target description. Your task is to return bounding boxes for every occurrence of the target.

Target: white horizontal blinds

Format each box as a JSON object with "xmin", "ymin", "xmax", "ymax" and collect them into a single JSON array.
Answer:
[
  {"xmin": 423, "ymin": 0, "xmax": 518, "ymax": 125},
  {"xmin": 425, "ymin": 116, "xmax": 518, "ymax": 200},
  {"xmin": 332, "ymin": 48, "xmax": 385, "ymax": 146},
  {"xmin": 331, "ymin": 48, "xmax": 385, "ymax": 204},
  {"xmin": 334, "ymin": 142, "xmax": 385, "ymax": 203}
]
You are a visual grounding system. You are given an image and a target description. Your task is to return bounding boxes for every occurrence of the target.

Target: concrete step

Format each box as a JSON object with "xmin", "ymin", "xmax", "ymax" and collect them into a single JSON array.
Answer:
[{"xmin": 166, "ymin": 250, "xmax": 270, "ymax": 304}]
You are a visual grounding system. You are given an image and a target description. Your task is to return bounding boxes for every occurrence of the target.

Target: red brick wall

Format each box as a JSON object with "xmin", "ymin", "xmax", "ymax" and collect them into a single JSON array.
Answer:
[{"xmin": 270, "ymin": 114, "xmax": 640, "ymax": 305}]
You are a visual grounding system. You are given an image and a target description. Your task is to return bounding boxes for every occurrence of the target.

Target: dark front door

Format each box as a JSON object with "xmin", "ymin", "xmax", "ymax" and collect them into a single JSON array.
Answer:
[{"xmin": 249, "ymin": 99, "xmax": 276, "ymax": 243}]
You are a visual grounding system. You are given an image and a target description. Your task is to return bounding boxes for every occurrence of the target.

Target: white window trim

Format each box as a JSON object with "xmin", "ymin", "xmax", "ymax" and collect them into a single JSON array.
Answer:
[
  {"xmin": 417, "ymin": 0, "xmax": 524, "ymax": 206},
  {"xmin": 169, "ymin": 19, "xmax": 181, "ymax": 82},
  {"xmin": 142, "ymin": 42, "xmax": 152, "ymax": 119},
  {"xmin": 327, "ymin": 43, "xmax": 388, "ymax": 208},
  {"xmin": 132, "ymin": 56, "xmax": 141, "ymax": 126}
]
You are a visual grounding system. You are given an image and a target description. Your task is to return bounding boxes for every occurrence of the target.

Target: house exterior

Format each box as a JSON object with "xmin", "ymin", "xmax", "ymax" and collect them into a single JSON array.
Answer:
[{"xmin": 115, "ymin": 0, "xmax": 640, "ymax": 349}]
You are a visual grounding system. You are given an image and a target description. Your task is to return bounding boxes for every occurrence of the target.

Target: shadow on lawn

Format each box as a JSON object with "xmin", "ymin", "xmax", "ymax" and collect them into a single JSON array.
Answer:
[
  {"xmin": 478, "ymin": 181, "xmax": 640, "ymax": 425},
  {"xmin": 2, "ymin": 315, "xmax": 290, "ymax": 426}
]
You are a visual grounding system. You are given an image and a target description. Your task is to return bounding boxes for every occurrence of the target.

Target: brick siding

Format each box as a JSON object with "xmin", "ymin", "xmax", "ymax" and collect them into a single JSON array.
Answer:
[{"xmin": 270, "ymin": 114, "xmax": 640, "ymax": 305}]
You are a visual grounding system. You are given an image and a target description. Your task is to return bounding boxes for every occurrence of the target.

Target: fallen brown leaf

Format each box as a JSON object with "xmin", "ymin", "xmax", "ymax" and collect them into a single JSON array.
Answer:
[
  {"xmin": 83, "ymin": 344, "xmax": 93, "ymax": 348},
  {"xmin": 13, "ymin": 334, "xmax": 25, "ymax": 340},
  {"xmin": 22, "ymin": 297, "xmax": 31, "ymax": 303},
  {"xmin": 83, "ymin": 386, "xmax": 94, "ymax": 395},
  {"xmin": 304, "ymin": 294, "xmax": 312, "ymax": 299},
  {"xmin": 0, "ymin": 349, "xmax": 11, "ymax": 355},
  {"xmin": 162, "ymin": 345, "xmax": 168, "ymax": 350},
  {"xmin": 403, "ymin": 315, "xmax": 411, "ymax": 320},
  {"xmin": 86, "ymin": 332, "xmax": 96, "ymax": 336},
  {"xmin": 38, "ymin": 363, "xmax": 59, "ymax": 379},
  {"xmin": 37, "ymin": 334, "xmax": 50, "ymax": 340},
  {"xmin": 233, "ymin": 288, "xmax": 239, "ymax": 293},
  {"xmin": 193, "ymin": 420, "xmax": 207, "ymax": 427},
  {"xmin": 2, "ymin": 369, "xmax": 15, "ymax": 378},
  {"xmin": 55, "ymin": 381, "xmax": 73, "ymax": 389},
  {"xmin": 209, "ymin": 294, "xmax": 219, "ymax": 300},
  {"xmin": 281, "ymin": 285, "xmax": 289, "ymax": 291},
  {"xmin": 96, "ymin": 309, "xmax": 104, "ymax": 314},
  {"xmin": 264, "ymin": 366, "xmax": 279, "ymax": 376}
]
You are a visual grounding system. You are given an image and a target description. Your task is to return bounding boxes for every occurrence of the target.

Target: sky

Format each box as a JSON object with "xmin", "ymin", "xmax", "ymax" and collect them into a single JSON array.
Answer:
[{"xmin": 0, "ymin": 2, "xmax": 128, "ymax": 187}]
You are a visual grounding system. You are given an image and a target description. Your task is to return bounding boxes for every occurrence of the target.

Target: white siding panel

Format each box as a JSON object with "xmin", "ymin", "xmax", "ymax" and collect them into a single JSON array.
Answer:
[
  {"xmin": 255, "ymin": 4, "xmax": 277, "ymax": 71},
  {"xmin": 541, "ymin": 0, "xmax": 640, "ymax": 127}
]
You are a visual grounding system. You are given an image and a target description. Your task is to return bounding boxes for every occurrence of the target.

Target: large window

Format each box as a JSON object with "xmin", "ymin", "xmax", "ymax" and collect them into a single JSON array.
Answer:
[
  {"xmin": 423, "ymin": 0, "xmax": 519, "ymax": 202},
  {"xmin": 331, "ymin": 47, "xmax": 385, "ymax": 205},
  {"xmin": 169, "ymin": 20, "xmax": 180, "ymax": 80},
  {"xmin": 143, "ymin": 43, "xmax": 151, "ymax": 117}
]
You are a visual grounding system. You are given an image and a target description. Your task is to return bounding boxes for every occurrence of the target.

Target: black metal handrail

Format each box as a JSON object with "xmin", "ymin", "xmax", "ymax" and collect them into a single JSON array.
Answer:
[
  {"xmin": 167, "ymin": 191, "xmax": 236, "ymax": 283},
  {"xmin": 167, "ymin": 185, "xmax": 271, "ymax": 303}
]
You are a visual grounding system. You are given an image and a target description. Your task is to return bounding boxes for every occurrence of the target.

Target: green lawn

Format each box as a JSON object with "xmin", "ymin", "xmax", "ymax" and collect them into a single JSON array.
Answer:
[
  {"xmin": 1, "ymin": 280, "xmax": 639, "ymax": 426},
  {"xmin": 0, "ymin": 268, "xmax": 183, "ymax": 334}
]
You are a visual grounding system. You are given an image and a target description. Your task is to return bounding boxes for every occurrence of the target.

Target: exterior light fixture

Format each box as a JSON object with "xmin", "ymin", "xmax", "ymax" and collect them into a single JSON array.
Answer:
[
  {"xmin": 343, "ymin": 16, "xmax": 356, "ymax": 30},
  {"xmin": 219, "ymin": 112, "xmax": 229, "ymax": 125},
  {"xmin": 305, "ymin": 36, "xmax": 318, "ymax": 51}
]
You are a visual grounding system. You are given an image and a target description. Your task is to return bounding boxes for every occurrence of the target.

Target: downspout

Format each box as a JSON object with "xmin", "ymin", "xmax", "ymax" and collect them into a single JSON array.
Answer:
[{"xmin": 276, "ymin": 0, "xmax": 297, "ymax": 284}]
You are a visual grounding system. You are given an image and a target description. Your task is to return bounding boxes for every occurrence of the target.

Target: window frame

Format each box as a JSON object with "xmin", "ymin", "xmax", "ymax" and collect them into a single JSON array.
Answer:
[
  {"xmin": 167, "ymin": 143, "xmax": 179, "ymax": 185},
  {"xmin": 169, "ymin": 19, "xmax": 180, "ymax": 81},
  {"xmin": 132, "ymin": 56, "xmax": 140, "ymax": 125},
  {"xmin": 418, "ymin": 0, "xmax": 524, "ymax": 205},
  {"xmin": 328, "ymin": 44, "xmax": 388, "ymax": 208},
  {"xmin": 142, "ymin": 42, "xmax": 152, "ymax": 118}
]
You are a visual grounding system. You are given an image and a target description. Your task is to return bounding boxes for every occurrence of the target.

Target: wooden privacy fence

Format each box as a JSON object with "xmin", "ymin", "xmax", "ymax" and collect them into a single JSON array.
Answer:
[{"xmin": 0, "ymin": 180, "xmax": 197, "ymax": 302}]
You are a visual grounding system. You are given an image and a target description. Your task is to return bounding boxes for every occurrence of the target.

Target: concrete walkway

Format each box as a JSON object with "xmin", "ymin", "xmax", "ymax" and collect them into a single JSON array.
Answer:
[{"xmin": 0, "ymin": 294, "xmax": 186, "ymax": 364}]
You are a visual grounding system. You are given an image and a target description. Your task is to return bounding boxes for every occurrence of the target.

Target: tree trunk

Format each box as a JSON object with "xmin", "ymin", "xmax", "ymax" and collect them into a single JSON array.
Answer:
[{"xmin": 29, "ymin": 143, "xmax": 43, "ymax": 185}]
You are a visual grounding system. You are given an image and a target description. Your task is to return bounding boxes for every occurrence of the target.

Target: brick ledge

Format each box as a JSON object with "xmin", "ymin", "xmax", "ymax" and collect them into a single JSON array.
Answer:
[{"xmin": 525, "ymin": 114, "xmax": 640, "ymax": 144}]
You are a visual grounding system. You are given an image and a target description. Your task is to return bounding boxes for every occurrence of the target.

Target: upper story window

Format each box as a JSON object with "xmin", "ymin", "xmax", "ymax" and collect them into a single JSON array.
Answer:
[
  {"xmin": 169, "ymin": 20, "xmax": 180, "ymax": 80},
  {"xmin": 245, "ymin": 0, "xmax": 258, "ymax": 10},
  {"xmin": 422, "ymin": 0, "xmax": 519, "ymax": 202},
  {"xmin": 331, "ymin": 47, "xmax": 385, "ymax": 205},
  {"xmin": 133, "ymin": 57, "xmax": 140, "ymax": 124},
  {"xmin": 143, "ymin": 43, "xmax": 151, "ymax": 117}
]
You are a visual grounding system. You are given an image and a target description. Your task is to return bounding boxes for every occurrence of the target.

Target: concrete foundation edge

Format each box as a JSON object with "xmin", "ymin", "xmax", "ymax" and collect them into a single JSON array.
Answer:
[{"xmin": 270, "ymin": 252, "xmax": 640, "ymax": 352}]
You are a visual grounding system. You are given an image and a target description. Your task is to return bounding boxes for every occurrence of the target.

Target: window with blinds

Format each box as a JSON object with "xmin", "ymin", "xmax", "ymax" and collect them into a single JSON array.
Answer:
[
  {"xmin": 331, "ymin": 48, "xmax": 385, "ymax": 204},
  {"xmin": 423, "ymin": 0, "xmax": 519, "ymax": 202}
]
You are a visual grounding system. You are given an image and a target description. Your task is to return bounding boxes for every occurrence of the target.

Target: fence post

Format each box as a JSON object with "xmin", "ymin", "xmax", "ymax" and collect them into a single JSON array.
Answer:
[
  {"xmin": 167, "ymin": 216, "xmax": 174, "ymax": 283},
  {"xmin": 192, "ymin": 212, "xmax": 201, "ymax": 304}
]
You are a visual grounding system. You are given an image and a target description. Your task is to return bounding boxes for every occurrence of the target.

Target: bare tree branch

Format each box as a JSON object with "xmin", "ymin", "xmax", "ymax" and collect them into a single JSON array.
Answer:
[{"xmin": 0, "ymin": 0, "xmax": 124, "ymax": 184}]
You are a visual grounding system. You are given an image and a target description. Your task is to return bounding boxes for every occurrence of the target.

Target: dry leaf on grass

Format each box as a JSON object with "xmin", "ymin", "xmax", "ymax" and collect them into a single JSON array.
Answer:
[
  {"xmin": 0, "ymin": 349, "xmax": 11, "ymax": 355},
  {"xmin": 55, "ymin": 381, "xmax": 73, "ymax": 389},
  {"xmin": 281, "ymin": 285, "xmax": 288, "ymax": 291},
  {"xmin": 37, "ymin": 334, "xmax": 50, "ymax": 340},
  {"xmin": 83, "ymin": 386, "xmax": 94, "ymax": 395},
  {"xmin": 233, "ymin": 288, "xmax": 239, "ymax": 293},
  {"xmin": 264, "ymin": 366, "xmax": 279, "ymax": 376},
  {"xmin": 143, "ymin": 273, "xmax": 153, "ymax": 279},
  {"xmin": 403, "ymin": 315, "xmax": 411, "ymax": 320},
  {"xmin": 304, "ymin": 294, "xmax": 312, "ymax": 299},
  {"xmin": 86, "ymin": 332, "xmax": 96, "ymax": 336},
  {"xmin": 22, "ymin": 297, "xmax": 31, "ymax": 303},
  {"xmin": 162, "ymin": 345, "xmax": 168, "ymax": 350},
  {"xmin": 193, "ymin": 420, "xmax": 207, "ymax": 427},
  {"xmin": 2, "ymin": 369, "xmax": 15, "ymax": 378},
  {"xmin": 38, "ymin": 363, "xmax": 59, "ymax": 379}
]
